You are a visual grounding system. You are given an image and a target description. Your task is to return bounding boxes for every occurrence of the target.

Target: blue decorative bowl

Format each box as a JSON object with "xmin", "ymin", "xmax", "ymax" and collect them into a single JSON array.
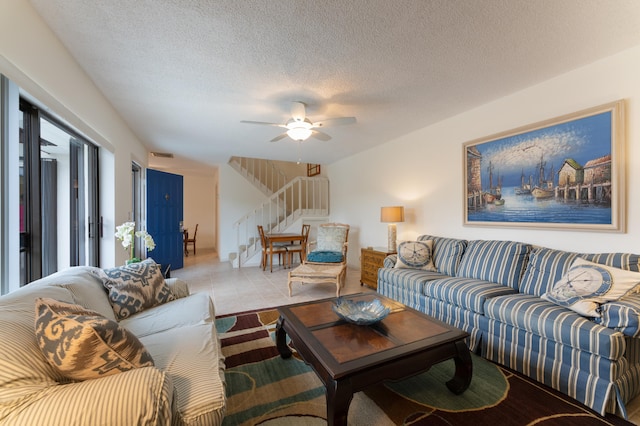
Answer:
[{"xmin": 332, "ymin": 298, "xmax": 391, "ymax": 325}]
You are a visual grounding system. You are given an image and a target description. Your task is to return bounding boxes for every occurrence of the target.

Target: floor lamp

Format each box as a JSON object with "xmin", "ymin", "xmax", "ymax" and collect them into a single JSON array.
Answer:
[{"xmin": 380, "ymin": 206, "xmax": 404, "ymax": 252}]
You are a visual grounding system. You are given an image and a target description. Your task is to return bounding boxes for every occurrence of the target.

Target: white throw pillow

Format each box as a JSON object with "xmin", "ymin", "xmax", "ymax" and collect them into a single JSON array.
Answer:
[
  {"xmin": 395, "ymin": 240, "xmax": 436, "ymax": 271},
  {"xmin": 542, "ymin": 257, "xmax": 640, "ymax": 317}
]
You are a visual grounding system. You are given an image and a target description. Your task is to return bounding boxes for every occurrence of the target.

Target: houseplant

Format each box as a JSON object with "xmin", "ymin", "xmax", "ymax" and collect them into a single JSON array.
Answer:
[{"xmin": 115, "ymin": 221, "xmax": 155, "ymax": 264}]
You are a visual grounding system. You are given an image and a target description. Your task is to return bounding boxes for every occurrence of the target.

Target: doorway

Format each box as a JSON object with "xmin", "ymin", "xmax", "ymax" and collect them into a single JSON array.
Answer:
[
  {"xmin": 19, "ymin": 99, "xmax": 99, "ymax": 284},
  {"xmin": 146, "ymin": 169, "xmax": 183, "ymax": 270}
]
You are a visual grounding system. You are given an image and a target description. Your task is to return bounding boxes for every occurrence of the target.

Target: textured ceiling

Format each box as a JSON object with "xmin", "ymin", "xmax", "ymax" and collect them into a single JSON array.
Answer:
[{"xmin": 28, "ymin": 0, "xmax": 640, "ymax": 171}]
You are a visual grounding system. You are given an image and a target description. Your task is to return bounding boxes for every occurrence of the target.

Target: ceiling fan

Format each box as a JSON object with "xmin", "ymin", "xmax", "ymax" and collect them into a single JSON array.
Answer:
[{"xmin": 241, "ymin": 101, "xmax": 356, "ymax": 142}]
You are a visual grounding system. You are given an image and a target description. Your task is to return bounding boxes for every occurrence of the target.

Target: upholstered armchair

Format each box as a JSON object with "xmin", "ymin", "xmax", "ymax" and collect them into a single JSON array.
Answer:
[{"xmin": 304, "ymin": 223, "xmax": 350, "ymax": 265}]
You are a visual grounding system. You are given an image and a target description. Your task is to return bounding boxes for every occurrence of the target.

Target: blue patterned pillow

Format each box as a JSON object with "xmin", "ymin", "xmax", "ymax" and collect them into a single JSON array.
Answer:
[
  {"xmin": 395, "ymin": 240, "xmax": 436, "ymax": 271},
  {"xmin": 34, "ymin": 298, "xmax": 154, "ymax": 381},
  {"xmin": 93, "ymin": 258, "xmax": 175, "ymax": 319},
  {"xmin": 520, "ymin": 247, "xmax": 640, "ymax": 296},
  {"xmin": 542, "ymin": 257, "xmax": 640, "ymax": 317}
]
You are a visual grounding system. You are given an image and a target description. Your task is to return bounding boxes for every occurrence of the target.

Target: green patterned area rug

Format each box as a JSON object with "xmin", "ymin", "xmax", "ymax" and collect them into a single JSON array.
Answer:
[{"xmin": 215, "ymin": 309, "xmax": 632, "ymax": 426}]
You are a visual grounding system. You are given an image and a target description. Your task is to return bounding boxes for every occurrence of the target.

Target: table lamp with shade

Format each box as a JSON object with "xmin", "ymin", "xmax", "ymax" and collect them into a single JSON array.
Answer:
[{"xmin": 380, "ymin": 206, "xmax": 404, "ymax": 252}]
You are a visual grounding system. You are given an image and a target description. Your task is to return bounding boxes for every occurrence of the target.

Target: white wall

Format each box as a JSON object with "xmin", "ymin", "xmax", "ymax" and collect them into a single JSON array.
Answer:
[
  {"xmin": 0, "ymin": 0, "xmax": 150, "ymax": 267},
  {"xmin": 328, "ymin": 45, "xmax": 640, "ymax": 269},
  {"xmin": 218, "ymin": 163, "xmax": 267, "ymax": 261},
  {"xmin": 183, "ymin": 173, "xmax": 217, "ymax": 250}
]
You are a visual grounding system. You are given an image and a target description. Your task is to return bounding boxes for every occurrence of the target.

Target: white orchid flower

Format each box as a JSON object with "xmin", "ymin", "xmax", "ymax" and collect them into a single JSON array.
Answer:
[{"xmin": 115, "ymin": 221, "xmax": 156, "ymax": 261}]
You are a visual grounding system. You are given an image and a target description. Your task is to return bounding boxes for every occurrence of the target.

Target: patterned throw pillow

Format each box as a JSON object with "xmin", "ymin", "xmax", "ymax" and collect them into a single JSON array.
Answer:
[
  {"xmin": 95, "ymin": 258, "xmax": 175, "ymax": 319},
  {"xmin": 395, "ymin": 240, "xmax": 436, "ymax": 271},
  {"xmin": 34, "ymin": 298, "xmax": 154, "ymax": 381},
  {"xmin": 542, "ymin": 257, "xmax": 640, "ymax": 317},
  {"xmin": 316, "ymin": 226, "xmax": 348, "ymax": 252}
]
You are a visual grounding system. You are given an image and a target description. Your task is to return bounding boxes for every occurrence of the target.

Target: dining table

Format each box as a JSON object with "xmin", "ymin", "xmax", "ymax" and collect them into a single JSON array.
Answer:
[{"xmin": 265, "ymin": 232, "xmax": 305, "ymax": 270}]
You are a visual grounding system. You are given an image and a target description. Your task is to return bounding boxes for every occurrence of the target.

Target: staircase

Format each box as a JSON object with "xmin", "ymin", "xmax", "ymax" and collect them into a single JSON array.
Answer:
[
  {"xmin": 228, "ymin": 156, "xmax": 288, "ymax": 196},
  {"xmin": 228, "ymin": 157, "xmax": 329, "ymax": 268}
]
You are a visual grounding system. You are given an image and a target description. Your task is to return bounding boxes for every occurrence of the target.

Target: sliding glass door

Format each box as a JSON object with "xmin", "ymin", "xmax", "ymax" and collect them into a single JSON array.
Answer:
[{"xmin": 19, "ymin": 99, "xmax": 99, "ymax": 284}]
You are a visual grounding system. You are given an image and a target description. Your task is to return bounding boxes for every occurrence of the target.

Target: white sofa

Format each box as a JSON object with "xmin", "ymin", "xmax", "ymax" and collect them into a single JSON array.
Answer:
[{"xmin": 0, "ymin": 264, "xmax": 226, "ymax": 425}]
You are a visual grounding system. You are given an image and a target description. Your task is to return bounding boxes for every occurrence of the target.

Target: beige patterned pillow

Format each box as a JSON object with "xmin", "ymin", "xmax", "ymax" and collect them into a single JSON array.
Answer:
[
  {"xmin": 395, "ymin": 240, "xmax": 437, "ymax": 271},
  {"xmin": 34, "ymin": 298, "xmax": 154, "ymax": 381},
  {"xmin": 94, "ymin": 258, "xmax": 175, "ymax": 319}
]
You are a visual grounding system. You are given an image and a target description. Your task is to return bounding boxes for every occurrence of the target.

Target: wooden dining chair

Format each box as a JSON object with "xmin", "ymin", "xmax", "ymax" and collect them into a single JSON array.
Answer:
[
  {"xmin": 283, "ymin": 224, "xmax": 311, "ymax": 266},
  {"xmin": 185, "ymin": 224, "xmax": 198, "ymax": 255},
  {"xmin": 257, "ymin": 225, "xmax": 288, "ymax": 272}
]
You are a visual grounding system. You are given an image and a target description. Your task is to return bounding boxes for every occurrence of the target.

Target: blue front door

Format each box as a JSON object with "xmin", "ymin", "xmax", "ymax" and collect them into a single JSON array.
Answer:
[{"xmin": 147, "ymin": 169, "xmax": 183, "ymax": 270}]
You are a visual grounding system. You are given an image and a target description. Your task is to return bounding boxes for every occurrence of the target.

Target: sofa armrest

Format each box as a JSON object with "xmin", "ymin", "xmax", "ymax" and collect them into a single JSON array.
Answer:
[
  {"xmin": 596, "ymin": 292, "xmax": 640, "ymax": 338},
  {"xmin": 1, "ymin": 367, "xmax": 173, "ymax": 426},
  {"xmin": 383, "ymin": 254, "xmax": 397, "ymax": 268},
  {"xmin": 165, "ymin": 278, "xmax": 190, "ymax": 299}
]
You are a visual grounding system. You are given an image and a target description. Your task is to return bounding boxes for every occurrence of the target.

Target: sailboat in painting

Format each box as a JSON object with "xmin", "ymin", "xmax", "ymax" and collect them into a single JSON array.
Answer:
[
  {"xmin": 483, "ymin": 161, "xmax": 502, "ymax": 203},
  {"xmin": 514, "ymin": 169, "xmax": 532, "ymax": 195},
  {"xmin": 531, "ymin": 155, "xmax": 555, "ymax": 199}
]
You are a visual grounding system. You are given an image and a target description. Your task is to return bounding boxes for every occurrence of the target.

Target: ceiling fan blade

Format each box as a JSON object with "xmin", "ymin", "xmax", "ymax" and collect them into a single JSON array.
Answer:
[
  {"xmin": 310, "ymin": 130, "xmax": 331, "ymax": 141},
  {"xmin": 270, "ymin": 133, "xmax": 289, "ymax": 143},
  {"xmin": 311, "ymin": 117, "xmax": 356, "ymax": 128},
  {"xmin": 291, "ymin": 102, "xmax": 306, "ymax": 122},
  {"xmin": 241, "ymin": 120, "xmax": 286, "ymax": 128}
]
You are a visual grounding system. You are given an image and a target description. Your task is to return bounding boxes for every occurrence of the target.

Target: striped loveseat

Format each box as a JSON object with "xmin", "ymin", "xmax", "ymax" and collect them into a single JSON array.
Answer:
[
  {"xmin": 377, "ymin": 235, "xmax": 640, "ymax": 418},
  {"xmin": 0, "ymin": 265, "xmax": 226, "ymax": 425}
]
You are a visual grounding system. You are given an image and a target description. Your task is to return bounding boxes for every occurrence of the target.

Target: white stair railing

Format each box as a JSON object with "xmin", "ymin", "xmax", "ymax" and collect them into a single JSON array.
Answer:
[
  {"xmin": 228, "ymin": 156, "xmax": 288, "ymax": 195},
  {"xmin": 233, "ymin": 176, "xmax": 329, "ymax": 267}
]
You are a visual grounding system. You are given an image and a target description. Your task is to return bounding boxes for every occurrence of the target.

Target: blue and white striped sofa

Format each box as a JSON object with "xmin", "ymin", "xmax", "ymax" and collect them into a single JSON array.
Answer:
[
  {"xmin": 377, "ymin": 235, "xmax": 640, "ymax": 418},
  {"xmin": 0, "ymin": 266, "xmax": 226, "ymax": 425}
]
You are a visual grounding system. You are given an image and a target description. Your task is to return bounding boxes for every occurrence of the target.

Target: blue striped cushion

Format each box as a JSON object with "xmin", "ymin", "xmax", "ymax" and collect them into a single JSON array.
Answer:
[
  {"xmin": 597, "ymin": 292, "xmax": 640, "ymax": 338},
  {"xmin": 377, "ymin": 279, "xmax": 485, "ymax": 352},
  {"xmin": 519, "ymin": 247, "xmax": 640, "ymax": 297},
  {"xmin": 422, "ymin": 277, "xmax": 517, "ymax": 314},
  {"xmin": 456, "ymin": 240, "xmax": 531, "ymax": 289},
  {"xmin": 377, "ymin": 268, "xmax": 448, "ymax": 295},
  {"xmin": 383, "ymin": 254, "xmax": 397, "ymax": 268},
  {"xmin": 484, "ymin": 294, "xmax": 626, "ymax": 359},
  {"xmin": 417, "ymin": 235, "xmax": 467, "ymax": 276}
]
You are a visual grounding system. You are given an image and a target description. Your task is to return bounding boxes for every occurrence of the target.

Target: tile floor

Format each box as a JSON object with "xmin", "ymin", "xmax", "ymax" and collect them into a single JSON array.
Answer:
[
  {"xmin": 172, "ymin": 248, "xmax": 373, "ymax": 316},
  {"xmin": 172, "ymin": 248, "xmax": 640, "ymax": 423}
]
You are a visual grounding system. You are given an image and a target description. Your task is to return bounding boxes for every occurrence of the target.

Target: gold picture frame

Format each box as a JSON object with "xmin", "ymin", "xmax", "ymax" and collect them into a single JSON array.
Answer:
[{"xmin": 463, "ymin": 100, "xmax": 625, "ymax": 232}]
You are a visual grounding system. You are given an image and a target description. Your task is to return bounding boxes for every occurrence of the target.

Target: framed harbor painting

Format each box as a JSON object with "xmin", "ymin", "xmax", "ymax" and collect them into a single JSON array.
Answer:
[{"xmin": 463, "ymin": 100, "xmax": 625, "ymax": 232}]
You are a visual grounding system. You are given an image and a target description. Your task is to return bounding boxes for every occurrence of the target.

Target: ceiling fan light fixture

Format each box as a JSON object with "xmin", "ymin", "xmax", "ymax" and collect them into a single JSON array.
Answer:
[
  {"xmin": 286, "ymin": 127, "xmax": 312, "ymax": 141},
  {"xmin": 286, "ymin": 120, "xmax": 313, "ymax": 141}
]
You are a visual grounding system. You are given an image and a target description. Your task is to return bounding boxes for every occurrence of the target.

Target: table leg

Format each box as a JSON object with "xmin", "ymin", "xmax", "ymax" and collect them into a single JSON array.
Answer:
[
  {"xmin": 445, "ymin": 340, "xmax": 473, "ymax": 394},
  {"xmin": 275, "ymin": 316, "xmax": 292, "ymax": 358},
  {"xmin": 326, "ymin": 379, "xmax": 353, "ymax": 426},
  {"xmin": 270, "ymin": 241, "xmax": 274, "ymax": 272}
]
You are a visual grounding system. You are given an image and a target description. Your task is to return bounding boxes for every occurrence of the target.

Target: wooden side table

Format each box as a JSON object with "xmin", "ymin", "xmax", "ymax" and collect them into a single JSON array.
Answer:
[{"xmin": 361, "ymin": 247, "xmax": 396, "ymax": 290}]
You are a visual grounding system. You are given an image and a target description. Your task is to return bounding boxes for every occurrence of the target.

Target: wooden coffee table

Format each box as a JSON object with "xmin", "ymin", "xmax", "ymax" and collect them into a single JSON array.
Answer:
[{"xmin": 275, "ymin": 293, "xmax": 472, "ymax": 426}]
